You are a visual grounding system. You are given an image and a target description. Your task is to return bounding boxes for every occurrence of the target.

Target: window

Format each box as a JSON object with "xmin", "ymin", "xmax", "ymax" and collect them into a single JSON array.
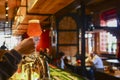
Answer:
[
  {"xmin": 0, "ymin": 35, "xmax": 22, "ymax": 50},
  {"xmin": 100, "ymin": 31, "xmax": 117, "ymax": 54},
  {"xmin": 100, "ymin": 9, "xmax": 117, "ymax": 27},
  {"xmin": 106, "ymin": 18, "xmax": 117, "ymax": 27}
]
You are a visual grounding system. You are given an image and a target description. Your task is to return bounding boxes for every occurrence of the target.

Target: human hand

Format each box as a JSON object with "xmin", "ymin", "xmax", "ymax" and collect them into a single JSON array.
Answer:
[{"xmin": 14, "ymin": 37, "xmax": 35, "ymax": 55}]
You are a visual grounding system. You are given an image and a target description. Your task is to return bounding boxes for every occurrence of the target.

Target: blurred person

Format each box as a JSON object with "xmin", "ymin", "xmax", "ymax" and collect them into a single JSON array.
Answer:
[
  {"xmin": 44, "ymin": 48, "xmax": 52, "ymax": 58},
  {"xmin": 0, "ymin": 41, "xmax": 8, "ymax": 50},
  {"xmin": 86, "ymin": 52, "xmax": 104, "ymax": 72},
  {"xmin": 39, "ymin": 48, "xmax": 52, "ymax": 63},
  {"xmin": 56, "ymin": 51, "xmax": 65, "ymax": 69},
  {"xmin": 0, "ymin": 37, "xmax": 35, "ymax": 80}
]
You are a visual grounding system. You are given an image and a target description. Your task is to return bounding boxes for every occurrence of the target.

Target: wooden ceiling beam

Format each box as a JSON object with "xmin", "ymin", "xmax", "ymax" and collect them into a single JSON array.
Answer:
[{"xmin": 87, "ymin": 0, "xmax": 120, "ymax": 12}]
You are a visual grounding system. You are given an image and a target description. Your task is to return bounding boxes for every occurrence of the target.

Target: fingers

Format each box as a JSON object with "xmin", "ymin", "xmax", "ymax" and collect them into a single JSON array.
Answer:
[{"xmin": 14, "ymin": 37, "xmax": 35, "ymax": 55}]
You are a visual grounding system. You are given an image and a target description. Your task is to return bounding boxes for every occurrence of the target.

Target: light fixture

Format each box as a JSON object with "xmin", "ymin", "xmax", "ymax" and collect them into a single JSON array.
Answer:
[
  {"xmin": 5, "ymin": 21, "xmax": 8, "ymax": 24},
  {"xmin": 6, "ymin": 7, "xmax": 9, "ymax": 10},
  {"xmin": 5, "ymin": 2, "xmax": 8, "ymax": 20},
  {"xmin": 6, "ymin": 14, "xmax": 8, "ymax": 16}
]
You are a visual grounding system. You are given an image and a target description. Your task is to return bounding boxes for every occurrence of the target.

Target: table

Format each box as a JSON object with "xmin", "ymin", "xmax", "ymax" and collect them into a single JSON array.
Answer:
[
  {"xmin": 106, "ymin": 59, "xmax": 119, "ymax": 64},
  {"xmin": 105, "ymin": 70, "xmax": 120, "ymax": 78},
  {"xmin": 106, "ymin": 59, "xmax": 120, "ymax": 67}
]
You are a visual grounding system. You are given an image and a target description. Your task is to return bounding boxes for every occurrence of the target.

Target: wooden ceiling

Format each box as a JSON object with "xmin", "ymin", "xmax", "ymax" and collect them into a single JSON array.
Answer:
[
  {"xmin": 0, "ymin": 0, "xmax": 120, "ymax": 36},
  {"xmin": 0, "ymin": 0, "xmax": 20, "ymax": 21}
]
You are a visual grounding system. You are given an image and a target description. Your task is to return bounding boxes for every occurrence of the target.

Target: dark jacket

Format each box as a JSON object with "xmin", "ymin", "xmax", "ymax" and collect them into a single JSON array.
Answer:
[{"xmin": 0, "ymin": 49, "xmax": 22, "ymax": 80}]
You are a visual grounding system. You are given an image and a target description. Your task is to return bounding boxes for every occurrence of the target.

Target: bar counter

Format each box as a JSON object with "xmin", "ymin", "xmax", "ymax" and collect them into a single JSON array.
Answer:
[
  {"xmin": 49, "ymin": 65, "xmax": 87, "ymax": 80},
  {"xmin": 9, "ymin": 64, "xmax": 87, "ymax": 80}
]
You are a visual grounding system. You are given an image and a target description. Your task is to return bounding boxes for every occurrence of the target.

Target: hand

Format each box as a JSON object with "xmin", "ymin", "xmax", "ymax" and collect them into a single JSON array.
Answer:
[{"xmin": 14, "ymin": 37, "xmax": 35, "ymax": 55}]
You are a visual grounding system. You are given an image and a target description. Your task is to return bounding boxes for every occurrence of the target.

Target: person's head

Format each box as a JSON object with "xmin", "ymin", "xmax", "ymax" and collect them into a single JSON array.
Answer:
[
  {"xmin": 90, "ymin": 51, "xmax": 96, "ymax": 58},
  {"xmin": 58, "ymin": 51, "xmax": 65, "ymax": 58},
  {"xmin": 3, "ymin": 41, "xmax": 5, "ymax": 45},
  {"xmin": 44, "ymin": 48, "xmax": 49, "ymax": 53}
]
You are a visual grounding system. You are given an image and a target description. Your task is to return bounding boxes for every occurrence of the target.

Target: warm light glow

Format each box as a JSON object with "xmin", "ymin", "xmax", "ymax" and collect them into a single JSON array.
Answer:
[
  {"xmin": 6, "ymin": 21, "xmax": 8, "ymax": 24},
  {"xmin": 29, "ymin": 20, "xmax": 40, "ymax": 23},
  {"xmin": 6, "ymin": 7, "xmax": 9, "ymax": 10},
  {"xmin": 27, "ymin": 20, "xmax": 42, "ymax": 37},
  {"xmin": 6, "ymin": 14, "xmax": 8, "ymax": 16}
]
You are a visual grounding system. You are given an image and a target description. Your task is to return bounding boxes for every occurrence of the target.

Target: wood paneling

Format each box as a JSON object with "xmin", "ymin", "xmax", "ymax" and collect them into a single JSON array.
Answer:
[{"xmin": 58, "ymin": 32, "xmax": 77, "ymax": 44}]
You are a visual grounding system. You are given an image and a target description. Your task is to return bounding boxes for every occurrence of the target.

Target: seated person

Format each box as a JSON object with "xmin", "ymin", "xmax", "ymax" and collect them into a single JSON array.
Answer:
[
  {"xmin": 86, "ymin": 52, "xmax": 104, "ymax": 72},
  {"xmin": 55, "ymin": 51, "xmax": 65, "ymax": 69}
]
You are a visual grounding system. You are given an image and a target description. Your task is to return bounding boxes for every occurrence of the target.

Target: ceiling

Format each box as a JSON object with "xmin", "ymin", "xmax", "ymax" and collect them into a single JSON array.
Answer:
[{"xmin": 0, "ymin": 0, "xmax": 120, "ymax": 36}]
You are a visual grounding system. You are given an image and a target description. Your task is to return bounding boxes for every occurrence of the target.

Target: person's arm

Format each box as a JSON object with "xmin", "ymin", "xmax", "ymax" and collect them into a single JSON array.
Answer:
[
  {"xmin": 91, "ymin": 56, "xmax": 99, "ymax": 67},
  {"xmin": 86, "ymin": 56, "xmax": 95, "ymax": 66},
  {"xmin": 0, "ymin": 38, "xmax": 35, "ymax": 80},
  {"xmin": 0, "ymin": 49, "xmax": 22, "ymax": 80}
]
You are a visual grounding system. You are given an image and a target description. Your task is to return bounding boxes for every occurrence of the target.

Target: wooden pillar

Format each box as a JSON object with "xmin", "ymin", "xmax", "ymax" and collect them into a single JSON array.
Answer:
[
  {"xmin": 94, "ymin": 33, "xmax": 100, "ymax": 54},
  {"xmin": 117, "ymin": 42, "xmax": 120, "ymax": 61},
  {"xmin": 80, "ymin": 0, "xmax": 87, "ymax": 76}
]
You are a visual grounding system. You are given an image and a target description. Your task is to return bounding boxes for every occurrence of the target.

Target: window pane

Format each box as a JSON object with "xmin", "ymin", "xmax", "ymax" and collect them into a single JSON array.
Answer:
[{"xmin": 106, "ymin": 19, "xmax": 117, "ymax": 27}]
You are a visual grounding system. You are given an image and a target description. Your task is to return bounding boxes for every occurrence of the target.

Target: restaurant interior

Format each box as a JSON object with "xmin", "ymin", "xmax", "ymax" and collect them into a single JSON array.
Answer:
[{"xmin": 0, "ymin": 0, "xmax": 120, "ymax": 80}]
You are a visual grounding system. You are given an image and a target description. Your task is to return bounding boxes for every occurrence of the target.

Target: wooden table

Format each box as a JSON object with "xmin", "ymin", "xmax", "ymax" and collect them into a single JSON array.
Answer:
[
  {"xmin": 105, "ymin": 70, "xmax": 120, "ymax": 78},
  {"xmin": 106, "ymin": 59, "xmax": 119, "ymax": 64}
]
